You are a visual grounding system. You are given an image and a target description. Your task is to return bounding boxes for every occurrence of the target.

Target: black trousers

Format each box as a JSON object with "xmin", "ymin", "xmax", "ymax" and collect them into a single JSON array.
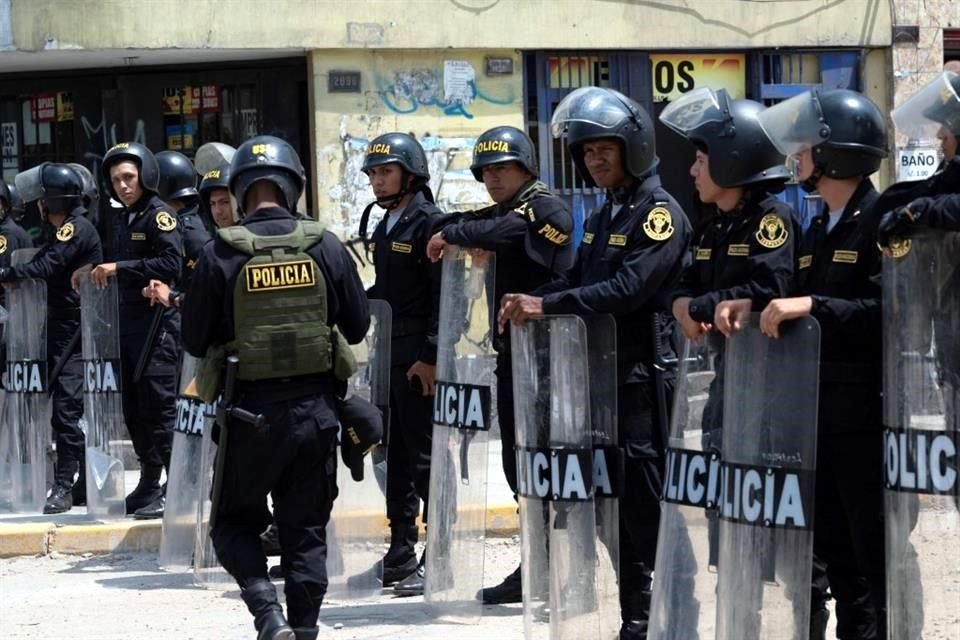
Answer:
[
  {"xmin": 119, "ymin": 311, "xmax": 179, "ymax": 471},
  {"xmin": 495, "ymin": 365, "xmax": 519, "ymax": 497},
  {"xmin": 48, "ymin": 321, "xmax": 85, "ymax": 479},
  {"xmin": 385, "ymin": 365, "xmax": 433, "ymax": 525},
  {"xmin": 211, "ymin": 392, "xmax": 339, "ymax": 630},
  {"xmin": 812, "ymin": 430, "xmax": 886, "ymax": 639}
]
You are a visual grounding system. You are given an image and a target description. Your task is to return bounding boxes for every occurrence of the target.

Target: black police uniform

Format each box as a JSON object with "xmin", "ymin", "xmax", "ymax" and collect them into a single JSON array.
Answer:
[
  {"xmin": 182, "ymin": 205, "xmax": 369, "ymax": 632},
  {"xmin": 439, "ymin": 179, "xmax": 575, "ymax": 496},
  {"xmin": 792, "ymin": 179, "xmax": 886, "ymax": 638},
  {"xmin": 176, "ymin": 200, "xmax": 212, "ymax": 292},
  {"xmin": 107, "ymin": 193, "xmax": 183, "ymax": 478},
  {"xmin": 535, "ymin": 174, "xmax": 692, "ymax": 621},
  {"xmin": 0, "ymin": 214, "xmax": 34, "ymax": 307},
  {"xmin": 366, "ymin": 190, "xmax": 443, "ymax": 532},
  {"xmin": 0, "ymin": 210, "xmax": 103, "ymax": 485}
]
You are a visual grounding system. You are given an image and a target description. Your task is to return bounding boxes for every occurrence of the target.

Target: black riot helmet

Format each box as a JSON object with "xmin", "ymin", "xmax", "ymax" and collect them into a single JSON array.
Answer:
[
  {"xmin": 101, "ymin": 142, "xmax": 161, "ymax": 201},
  {"xmin": 228, "ymin": 135, "xmax": 305, "ymax": 215},
  {"xmin": 5, "ymin": 182, "xmax": 25, "ymax": 222},
  {"xmin": 660, "ymin": 88, "xmax": 790, "ymax": 189},
  {"xmin": 551, "ymin": 86, "xmax": 658, "ymax": 186},
  {"xmin": 892, "ymin": 71, "xmax": 960, "ymax": 141},
  {"xmin": 470, "ymin": 126, "xmax": 538, "ymax": 181},
  {"xmin": 199, "ymin": 165, "xmax": 231, "ymax": 201},
  {"xmin": 14, "ymin": 162, "xmax": 84, "ymax": 215},
  {"xmin": 67, "ymin": 163, "xmax": 100, "ymax": 219},
  {"xmin": 156, "ymin": 150, "xmax": 199, "ymax": 202},
  {"xmin": 758, "ymin": 89, "xmax": 887, "ymax": 190},
  {"xmin": 362, "ymin": 132, "xmax": 430, "ymax": 179}
]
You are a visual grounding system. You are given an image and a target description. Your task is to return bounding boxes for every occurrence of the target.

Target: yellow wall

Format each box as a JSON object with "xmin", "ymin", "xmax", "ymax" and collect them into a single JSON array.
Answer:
[
  {"xmin": 12, "ymin": 0, "xmax": 891, "ymax": 51},
  {"xmin": 309, "ymin": 49, "xmax": 522, "ymax": 241}
]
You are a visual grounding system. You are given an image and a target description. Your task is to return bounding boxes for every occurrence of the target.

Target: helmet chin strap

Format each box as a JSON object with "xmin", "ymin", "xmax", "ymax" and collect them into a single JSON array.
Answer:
[{"xmin": 801, "ymin": 166, "xmax": 824, "ymax": 194}]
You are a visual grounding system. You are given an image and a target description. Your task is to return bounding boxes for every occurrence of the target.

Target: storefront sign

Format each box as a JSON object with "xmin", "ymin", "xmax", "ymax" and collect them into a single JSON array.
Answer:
[
  {"xmin": 57, "ymin": 92, "xmax": 74, "ymax": 122},
  {"xmin": 2, "ymin": 122, "xmax": 18, "ymax": 175},
  {"xmin": 896, "ymin": 146, "xmax": 940, "ymax": 182},
  {"xmin": 650, "ymin": 54, "xmax": 746, "ymax": 103},
  {"xmin": 30, "ymin": 93, "xmax": 56, "ymax": 122}
]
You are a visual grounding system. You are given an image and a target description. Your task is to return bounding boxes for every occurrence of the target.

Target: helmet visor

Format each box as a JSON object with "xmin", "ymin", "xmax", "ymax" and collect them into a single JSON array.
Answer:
[
  {"xmin": 195, "ymin": 142, "xmax": 236, "ymax": 176},
  {"xmin": 891, "ymin": 72, "xmax": 960, "ymax": 142},
  {"xmin": 550, "ymin": 86, "xmax": 635, "ymax": 138},
  {"xmin": 13, "ymin": 164, "xmax": 47, "ymax": 204},
  {"xmin": 658, "ymin": 88, "xmax": 727, "ymax": 137},
  {"xmin": 756, "ymin": 91, "xmax": 831, "ymax": 157}
]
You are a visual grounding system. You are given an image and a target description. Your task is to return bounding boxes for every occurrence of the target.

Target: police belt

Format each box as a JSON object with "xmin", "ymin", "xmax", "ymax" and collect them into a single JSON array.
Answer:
[
  {"xmin": 235, "ymin": 372, "xmax": 338, "ymax": 403},
  {"xmin": 392, "ymin": 316, "xmax": 428, "ymax": 337},
  {"xmin": 819, "ymin": 360, "xmax": 878, "ymax": 383}
]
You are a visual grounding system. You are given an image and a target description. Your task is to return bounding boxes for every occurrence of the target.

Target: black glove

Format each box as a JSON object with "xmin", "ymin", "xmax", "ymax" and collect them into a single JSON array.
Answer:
[{"xmin": 877, "ymin": 204, "xmax": 921, "ymax": 248}]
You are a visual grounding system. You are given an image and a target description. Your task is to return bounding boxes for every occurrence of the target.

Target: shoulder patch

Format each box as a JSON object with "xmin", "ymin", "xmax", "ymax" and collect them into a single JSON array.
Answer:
[
  {"xmin": 886, "ymin": 238, "xmax": 912, "ymax": 259},
  {"xmin": 56, "ymin": 223, "xmax": 75, "ymax": 242},
  {"xmin": 513, "ymin": 202, "xmax": 536, "ymax": 222},
  {"xmin": 156, "ymin": 211, "xmax": 178, "ymax": 232},
  {"xmin": 756, "ymin": 213, "xmax": 788, "ymax": 249},
  {"xmin": 0, "ymin": 235, "xmax": 7, "ymax": 254},
  {"xmin": 642, "ymin": 206, "xmax": 674, "ymax": 241}
]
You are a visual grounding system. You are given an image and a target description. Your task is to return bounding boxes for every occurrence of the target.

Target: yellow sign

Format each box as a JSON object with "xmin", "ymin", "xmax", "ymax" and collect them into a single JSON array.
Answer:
[
  {"xmin": 245, "ymin": 260, "xmax": 316, "ymax": 292},
  {"xmin": 651, "ymin": 54, "xmax": 746, "ymax": 103}
]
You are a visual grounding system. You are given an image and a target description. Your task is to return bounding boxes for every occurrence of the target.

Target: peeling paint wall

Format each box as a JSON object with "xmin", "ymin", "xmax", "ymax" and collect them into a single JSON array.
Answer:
[{"xmin": 310, "ymin": 49, "xmax": 522, "ymax": 243}]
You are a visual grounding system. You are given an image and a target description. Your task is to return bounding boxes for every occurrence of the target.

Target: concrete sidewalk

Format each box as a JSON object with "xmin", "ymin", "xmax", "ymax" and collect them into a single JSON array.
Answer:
[{"xmin": 0, "ymin": 439, "xmax": 518, "ymax": 558}]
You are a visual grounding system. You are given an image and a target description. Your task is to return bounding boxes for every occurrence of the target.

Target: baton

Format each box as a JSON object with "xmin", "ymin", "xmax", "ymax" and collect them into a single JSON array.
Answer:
[{"xmin": 133, "ymin": 306, "xmax": 164, "ymax": 383}]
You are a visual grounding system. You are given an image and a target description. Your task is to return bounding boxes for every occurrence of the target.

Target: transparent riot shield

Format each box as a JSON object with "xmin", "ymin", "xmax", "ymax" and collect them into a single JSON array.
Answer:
[
  {"xmin": 650, "ymin": 335, "xmax": 722, "ymax": 640},
  {"xmin": 584, "ymin": 315, "xmax": 620, "ymax": 638},
  {"xmin": 79, "ymin": 275, "xmax": 125, "ymax": 520},
  {"xmin": 160, "ymin": 355, "xmax": 216, "ymax": 571},
  {"xmin": 193, "ymin": 399, "xmax": 232, "ymax": 590},
  {"xmin": 513, "ymin": 315, "xmax": 609, "ymax": 640},
  {"xmin": 424, "ymin": 247, "xmax": 496, "ymax": 623},
  {"xmin": 327, "ymin": 299, "xmax": 392, "ymax": 600},
  {"xmin": 883, "ymin": 229, "xmax": 960, "ymax": 640},
  {"xmin": 0, "ymin": 249, "xmax": 50, "ymax": 513},
  {"xmin": 715, "ymin": 314, "xmax": 820, "ymax": 640}
]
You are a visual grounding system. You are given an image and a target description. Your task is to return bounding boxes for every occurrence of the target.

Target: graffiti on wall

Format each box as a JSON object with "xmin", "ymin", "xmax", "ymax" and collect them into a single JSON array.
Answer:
[{"xmin": 376, "ymin": 65, "xmax": 515, "ymax": 119}]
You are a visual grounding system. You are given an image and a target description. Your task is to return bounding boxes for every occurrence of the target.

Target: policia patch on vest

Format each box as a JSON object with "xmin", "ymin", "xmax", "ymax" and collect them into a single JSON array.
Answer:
[
  {"xmin": 156, "ymin": 211, "xmax": 178, "ymax": 232},
  {"xmin": 56, "ymin": 223, "xmax": 75, "ymax": 242},
  {"xmin": 643, "ymin": 206, "xmax": 674, "ymax": 241},
  {"xmin": 756, "ymin": 213, "xmax": 789, "ymax": 249},
  {"xmin": 245, "ymin": 259, "xmax": 316, "ymax": 292}
]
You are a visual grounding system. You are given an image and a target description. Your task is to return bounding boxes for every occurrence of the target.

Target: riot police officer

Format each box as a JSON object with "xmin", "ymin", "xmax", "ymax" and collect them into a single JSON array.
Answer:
[
  {"xmin": 756, "ymin": 88, "xmax": 889, "ymax": 639},
  {"xmin": 73, "ymin": 142, "xmax": 183, "ymax": 517},
  {"xmin": 500, "ymin": 87, "xmax": 692, "ymax": 639},
  {"xmin": 355, "ymin": 132, "xmax": 443, "ymax": 589},
  {"xmin": 0, "ymin": 181, "xmax": 34, "ymax": 294},
  {"xmin": 427, "ymin": 125, "xmax": 575, "ymax": 602},
  {"xmin": 199, "ymin": 165, "xmax": 238, "ymax": 229},
  {"xmin": 1, "ymin": 164, "xmax": 103, "ymax": 513},
  {"xmin": 181, "ymin": 135, "xmax": 369, "ymax": 640},
  {"xmin": 157, "ymin": 150, "xmax": 210, "ymax": 287}
]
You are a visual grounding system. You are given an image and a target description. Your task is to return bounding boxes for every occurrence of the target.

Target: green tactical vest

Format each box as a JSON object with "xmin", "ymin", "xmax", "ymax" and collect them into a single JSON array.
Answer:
[{"xmin": 218, "ymin": 220, "xmax": 356, "ymax": 382}]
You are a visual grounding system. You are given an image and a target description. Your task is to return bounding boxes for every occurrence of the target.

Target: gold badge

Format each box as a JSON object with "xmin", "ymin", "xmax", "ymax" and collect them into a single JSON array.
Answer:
[
  {"xmin": 798, "ymin": 255, "xmax": 813, "ymax": 269},
  {"xmin": 887, "ymin": 238, "xmax": 912, "ymax": 259},
  {"xmin": 756, "ymin": 214, "xmax": 788, "ymax": 249},
  {"xmin": 156, "ymin": 211, "xmax": 177, "ymax": 232},
  {"xmin": 56, "ymin": 223, "xmax": 75, "ymax": 242},
  {"xmin": 0, "ymin": 235, "xmax": 7, "ymax": 254},
  {"xmin": 582, "ymin": 232, "xmax": 594, "ymax": 245},
  {"xmin": 695, "ymin": 247, "xmax": 711, "ymax": 261},
  {"xmin": 832, "ymin": 250, "xmax": 858, "ymax": 264},
  {"xmin": 643, "ymin": 206, "xmax": 674, "ymax": 241}
]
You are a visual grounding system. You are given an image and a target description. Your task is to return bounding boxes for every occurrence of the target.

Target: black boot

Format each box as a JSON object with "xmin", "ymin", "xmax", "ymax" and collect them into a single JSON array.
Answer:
[
  {"xmin": 393, "ymin": 551, "xmax": 426, "ymax": 596},
  {"xmin": 810, "ymin": 608, "xmax": 829, "ymax": 640},
  {"xmin": 292, "ymin": 628, "xmax": 319, "ymax": 640},
  {"xmin": 44, "ymin": 483, "xmax": 74, "ymax": 514},
  {"xmin": 620, "ymin": 619, "xmax": 648, "ymax": 640},
  {"xmin": 133, "ymin": 486, "xmax": 166, "ymax": 520},
  {"xmin": 125, "ymin": 465, "xmax": 163, "ymax": 514},
  {"xmin": 241, "ymin": 580, "xmax": 295, "ymax": 640},
  {"xmin": 383, "ymin": 523, "xmax": 418, "ymax": 585},
  {"xmin": 478, "ymin": 564, "xmax": 522, "ymax": 604},
  {"xmin": 620, "ymin": 588, "xmax": 652, "ymax": 640}
]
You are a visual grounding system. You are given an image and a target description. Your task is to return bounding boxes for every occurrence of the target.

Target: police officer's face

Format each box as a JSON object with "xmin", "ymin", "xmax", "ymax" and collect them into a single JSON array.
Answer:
[
  {"xmin": 368, "ymin": 163, "xmax": 406, "ymax": 200},
  {"xmin": 582, "ymin": 140, "xmax": 629, "ymax": 189},
  {"xmin": 481, "ymin": 162, "xmax": 531, "ymax": 204},
  {"xmin": 690, "ymin": 151, "xmax": 723, "ymax": 203},
  {"xmin": 793, "ymin": 148, "xmax": 815, "ymax": 181},
  {"xmin": 938, "ymin": 126, "xmax": 958, "ymax": 161},
  {"xmin": 109, "ymin": 161, "xmax": 143, "ymax": 207},
  {"xmin": 209, "ymin": 188, "xmax": 235, "ymax": 228}
]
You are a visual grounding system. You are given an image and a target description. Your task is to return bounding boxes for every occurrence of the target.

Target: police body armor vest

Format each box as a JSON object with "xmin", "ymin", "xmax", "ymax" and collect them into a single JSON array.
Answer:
[{"xmin": 219, "ymin": 220, "xmax": 335, "ymax": 381}]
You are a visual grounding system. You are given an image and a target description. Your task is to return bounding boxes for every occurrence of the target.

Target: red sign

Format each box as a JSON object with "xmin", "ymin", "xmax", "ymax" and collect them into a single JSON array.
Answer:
[
  {"xmin": 201, "ymin": 85, "xmax": 219, "ymax": 112},
  {"xmin": 31, "ymin": 93, "xmax": 56, "ymax": 122}
]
